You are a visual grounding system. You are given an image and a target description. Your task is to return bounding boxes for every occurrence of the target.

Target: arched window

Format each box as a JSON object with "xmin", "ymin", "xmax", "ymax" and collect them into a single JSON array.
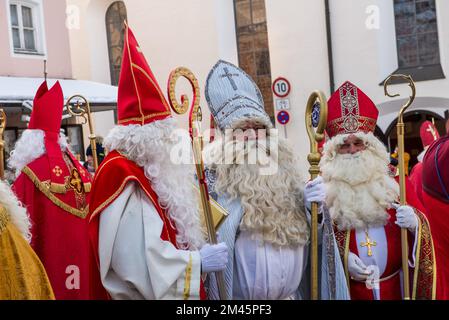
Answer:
[
  {"xmin": 105, "ymin": 1, "xmax": 127, "ymax": 86},
  {"xmin": 234, "ymin": 0, "xmax": 274, "ymax": 119}
]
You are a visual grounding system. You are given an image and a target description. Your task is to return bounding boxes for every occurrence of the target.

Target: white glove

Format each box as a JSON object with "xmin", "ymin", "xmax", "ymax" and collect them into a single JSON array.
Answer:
[
  {"xmin": 199, "ymin": 243, "xmax": 228, "ymax": 273},
  {"xmin": 348, "ymin": 252, "xmax": 370, "ymax": 281},
  {"xmin": 392, "ymin": 203, "xmax": 418, "ymax": 231},
  {"xmin": 304, "ymin": 176, "xmax": 326, "ymax": 212}
]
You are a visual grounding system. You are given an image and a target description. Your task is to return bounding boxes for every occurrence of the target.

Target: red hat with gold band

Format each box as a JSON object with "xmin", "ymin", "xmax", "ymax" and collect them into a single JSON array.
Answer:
[
  {"xmin": 117, "ymin": 22, "xmax": 172, "ymax": 126},
  {"xmin": 326, "ymin": 81, "xmax": 378, "ymax": 138},
  {"xmin": 420, "ymin": 121, "xmax": 440, "ymax": 148}
]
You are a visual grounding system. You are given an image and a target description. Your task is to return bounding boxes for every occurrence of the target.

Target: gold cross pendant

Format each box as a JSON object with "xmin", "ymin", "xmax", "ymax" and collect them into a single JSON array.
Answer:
[{"xmin": 360, "ymin": 230, "xmax": 377, "ymax": 257}]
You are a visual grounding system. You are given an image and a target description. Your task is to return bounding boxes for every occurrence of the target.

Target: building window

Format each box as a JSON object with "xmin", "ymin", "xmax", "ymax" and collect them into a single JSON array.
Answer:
[
  {"xmin": 393, "ymin": 0, "xmax": 444, "ymax": 81},
  {"xmin": 234, "ymin": 0, "xmax": 274, "ymax": 119},
  {"xmin": 106, "ymin": 1, "xmax": 127, "ymax": 86},
  {"xmin": 8, "ymin": 0, "xmax": 45, "ymax": 56}
]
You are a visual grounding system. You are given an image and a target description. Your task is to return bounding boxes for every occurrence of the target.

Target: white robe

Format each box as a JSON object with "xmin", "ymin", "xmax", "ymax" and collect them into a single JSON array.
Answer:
[
  {"xmin": 98, "ymin": 182, "xmax": 202, "ymax": 300},
  {"xmin": 232, "ymin": 231, "xmax": 305, "ymax": 300}
]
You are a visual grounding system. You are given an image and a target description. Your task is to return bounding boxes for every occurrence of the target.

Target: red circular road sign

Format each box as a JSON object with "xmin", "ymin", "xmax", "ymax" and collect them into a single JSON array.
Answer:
[
  {"xmin": 277, "ymin": 110, "xmax": 290, "ymax": 125},
  {"xmin": 272, "ymin": 77, "xmax": 291, "ymax": 98}
]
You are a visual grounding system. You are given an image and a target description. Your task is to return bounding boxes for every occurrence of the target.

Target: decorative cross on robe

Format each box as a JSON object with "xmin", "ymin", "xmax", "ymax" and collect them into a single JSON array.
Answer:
[
  {"xmin": 221, "ymin": 67, "xmax": 239, "ymax": 91},
  {"xmin": 360, "ymin": 230, "xmax": 377, "ymax": 257},
  {"xmin": 52, "ymin": 166, "xmax": 62, "ymax": 177}
]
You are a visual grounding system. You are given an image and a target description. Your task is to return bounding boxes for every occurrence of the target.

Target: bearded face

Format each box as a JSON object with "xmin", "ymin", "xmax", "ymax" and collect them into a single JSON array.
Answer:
[
  {"xmin": 204, "ymin": 118, "xmax": 309, "ymax": 247},
  {"xmin": 320, "ymin": 132, "xmax": 399, "ymax": 231}
]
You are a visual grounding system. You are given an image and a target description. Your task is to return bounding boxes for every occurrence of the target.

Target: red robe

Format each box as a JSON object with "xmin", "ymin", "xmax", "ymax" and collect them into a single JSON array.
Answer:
[
  {"xmin": 423, "ymin": 192, "xmax": 448, "ymax": 299},
  {"xmin": 88, "ymin": 150, "xmax": 206, "ymax": 300},
  {"xmin": 12, "ymin": 151, "xmax": 98, "ymax": 300},
  {"xmin": 409, "ymin": 162, "xmax": 425, "ymax": 206},
  {"xmin": 334, "ymin": 196, "xmax": 435, "ymax": 300}
]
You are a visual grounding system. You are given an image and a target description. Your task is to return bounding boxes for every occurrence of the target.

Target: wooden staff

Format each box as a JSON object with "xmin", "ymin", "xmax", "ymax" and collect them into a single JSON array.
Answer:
[
  {"xmin": 0, "ymin": 109, "xmax": 6, "ymax": 179},
  {"xmin": 168, "ymin": 67, "xmax": 227, "ymax": 300},
  {"xmin": 384, "ymin": 74, "xmax": 416, "ymax": 300},
  {"xmin": 66, "ymin": 95, "xmax": 99, "ymax": 170},
  {"xmin": 305, "ymin": 91, "xmax": 328, "ymax": 300}
]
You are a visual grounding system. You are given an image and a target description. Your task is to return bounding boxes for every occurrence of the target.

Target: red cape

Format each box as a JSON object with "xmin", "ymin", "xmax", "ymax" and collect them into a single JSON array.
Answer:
[
  {"xmin": 12, "ymin": 151, "xmax": 102, "ymax": 300},
  {"xmin": 88, "ymin": 151, "xmax": 206, "ymax": 300}
]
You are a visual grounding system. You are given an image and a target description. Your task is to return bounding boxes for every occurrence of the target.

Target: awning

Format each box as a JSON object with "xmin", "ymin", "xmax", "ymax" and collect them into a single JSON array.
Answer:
[{"xmin": 0, "ymin": 76, "xmax": 117, "ymax": 113}]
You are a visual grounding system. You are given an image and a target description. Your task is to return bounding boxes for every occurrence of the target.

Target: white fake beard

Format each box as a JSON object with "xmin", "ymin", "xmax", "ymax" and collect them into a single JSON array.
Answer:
[
  {"xmin": 321, "ymin": 133, "xmax": 399, "ymax": 230},
  {"xmin": 0, "ymin": 180, "xmax": 31, "ymax": 242},
  {"xmin": 8, "ymin": 129, "xmax": 70, "ymax": 177},
  {"xmin": 104, "ymin": 118, "xmax": 205, "ymax": 250},
  {"xmin": 205, "ymin": 134, "xmax": 309, "ymax": 247}
]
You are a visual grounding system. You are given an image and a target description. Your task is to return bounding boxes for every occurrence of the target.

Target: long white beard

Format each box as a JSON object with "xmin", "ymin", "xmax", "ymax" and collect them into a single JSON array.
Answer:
[
  {"xmin": 321, "ymin": 133, "xmax": 399, "ymax": 231},
  {"xmin": 204, "ymin": 135, "xmax": 309, "ymax": 246},
  {"xmin": 104, "ymin": 118, "xmax": 205, "ymax": 250},
  {"xmin": 8, "ymin": 129, "xmax": 70, "ymax": 176}
]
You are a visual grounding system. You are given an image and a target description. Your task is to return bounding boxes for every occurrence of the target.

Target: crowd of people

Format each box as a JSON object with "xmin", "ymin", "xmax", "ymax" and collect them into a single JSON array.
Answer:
[{"xmin": 0, "ymin": 24, "xmax": 448, "ymax": 300}]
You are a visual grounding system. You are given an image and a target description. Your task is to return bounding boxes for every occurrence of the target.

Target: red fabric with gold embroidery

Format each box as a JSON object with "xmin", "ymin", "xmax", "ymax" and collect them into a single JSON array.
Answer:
[
  {"xmin": 117, "ymin": 23, "xmax": 171, "ymax": 126},
  {"xmin": 11, "ymin": 79, "xmax": 104, "ymax": 300},
  {"xmin": 12, "ymin": 151, "xmax": 96, "ymax": 300},
  {"xmin": 326, "ymin": 81, "xmax": 379, "ymax": 138},
  {"xmin": 88, "ymin": 151, "xmax": 206, "ymax": 300}
]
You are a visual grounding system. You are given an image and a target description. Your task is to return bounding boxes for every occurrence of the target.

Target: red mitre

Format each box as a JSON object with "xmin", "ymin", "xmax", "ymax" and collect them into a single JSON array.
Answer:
[
  {"xmin": 420, "ymin": 121, "xmax": 440, "ymax": 148},
  {"xmin": 326, "ymin": 81, "xmax": 378, "ymax": 138},
  {"xmin": 117, "ymin": 23, "xmax": 172, "ymax": 126},
  {"xmin": 28, "ymin": 81, "xmax": 70, "ymax": 182}
]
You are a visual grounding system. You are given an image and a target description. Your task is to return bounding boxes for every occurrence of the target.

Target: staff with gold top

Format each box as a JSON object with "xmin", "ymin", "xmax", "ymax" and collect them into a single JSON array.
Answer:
[
  {"xmin": 305, "ymin": 91, "xmax": 328, "ymax": 300},
  {"xmin": 65, "ymin": 95, "xmax": 99, "ymax": 170},
  {"xmin": 168, "ymin": 67, "xmax": 228, "ymax": 300},
  {"xmin": 0, "ymin": 109, "xmax": 6, "ymax": 179},
  {"xmin": 384, "ymin": 74, "xmax": 416, "ymax": 300}
]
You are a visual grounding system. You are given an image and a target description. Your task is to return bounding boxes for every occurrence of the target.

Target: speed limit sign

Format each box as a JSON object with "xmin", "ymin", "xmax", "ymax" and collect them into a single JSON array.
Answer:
[{"xmin": 272, "ymin": 77, "xmax": 291, "ymax": 98}]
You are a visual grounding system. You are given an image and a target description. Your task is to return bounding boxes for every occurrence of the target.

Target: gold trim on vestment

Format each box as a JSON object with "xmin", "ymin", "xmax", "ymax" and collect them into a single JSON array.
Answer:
[
  {"xmin": 412, "ymin": 213, "xmax": 423, "ymax": 300},
  {"xmin": 125, "ymin": 26, "xmax": 145, "ymax": 124},
  {"xmin": 90, "ymin": 176, "xmax": 138, "ymax": 219},
  {"xmin": 21, "ymin": 166, "xmax": 88, "ymax": 219},
  {"xmin": 411, "ymin": 210, "xmax": 437, "ymax": 300},
  {"xmin": 117, "ymin": 111, "xmax": 171, "ymax": 125},
  {"xmin": 0, "ymin": 206, "xmax": 9, "ymax": 235},
  {"xmin": 131, "ymin": 63, "xmax": 170, "ymax": 111},
  {"xmin": 183, "ymin": 254, "xmax": 193, "ymax": 300},
  {"xmin": 47, "ymin": 181, "xmax": 91, "ymax": 194},
  {"xmin": 89, "ymin": 174, "xmax": 174, "ymax": 245}
]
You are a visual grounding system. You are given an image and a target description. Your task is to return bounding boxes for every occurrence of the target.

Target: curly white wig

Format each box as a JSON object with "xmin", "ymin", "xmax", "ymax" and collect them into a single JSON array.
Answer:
[
  {"xmin": 104, "ymin": 117, "xmax": 205, "ymax": 250},
  {"xmin": 8, "ymin": 129, "xmax": 70, "ymax": 176}
]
